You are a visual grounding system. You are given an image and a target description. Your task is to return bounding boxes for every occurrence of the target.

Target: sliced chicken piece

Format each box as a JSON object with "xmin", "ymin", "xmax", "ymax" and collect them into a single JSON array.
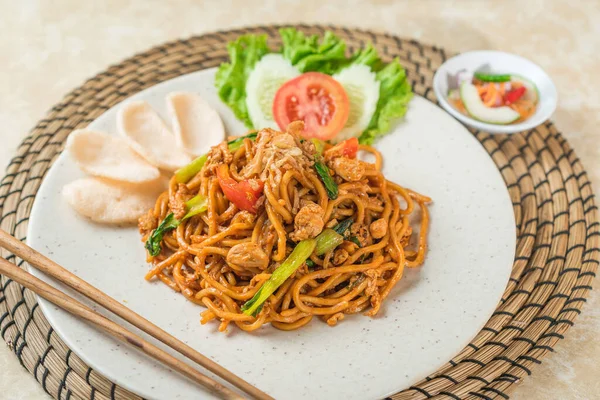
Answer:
[
  {"xmin": 290, "ymin": 202, "xmax": 325, "ymax": 242},
  {"xmin": 117, "ymin": 100, "xmax": 191, "ymax": 171},
  {"xmin": 138, "ymin": 210, "xmax": 158, "ymax": 236},
  {"xmin": 66, "ymin": 129, "xmax": 160, "ymax": 184},
  {"xmin": 369, "ymin": 218, "xmax": 388, "ymax": 239},
  {"xmin": 169, "ymin": 183, "xmax": 193, "ymax": 220},
  {"xmin": 226, "ymin": 242, "xmax": 269, "ymax": 270},
  {"xmin": 350, "ymin": 222, "xmax": 371, "ymax": 247},
  {"xmin": 166, "ymin": 92, "xmax": 225, "ymax": 156},
  {"xmin": 330, "ymin": 157, "xmax": 366, "ymax": 182}
]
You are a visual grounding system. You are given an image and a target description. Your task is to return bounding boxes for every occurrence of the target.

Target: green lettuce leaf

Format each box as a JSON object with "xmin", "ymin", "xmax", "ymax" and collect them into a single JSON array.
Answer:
[
  {"xmin": 215, "ymin": 28, "xmax": 413, "ymax": 144},
  {"xmin": 215, "ymin": 34, "xmax": 270, "ymax": 128},
  {"xmin": 359, "ymin": 58, "xmax": 413, "ymax": 144},
  {"xmin": 345, "ymin": 44, "xmax": 383, "ymax": 71},
  {"xmin": 280, "ymin": 28, "xmax": 347, "ymax": 74},
  {"xmin": 339, "ymin": 44, "xmax": 412, "ymax": 144}
]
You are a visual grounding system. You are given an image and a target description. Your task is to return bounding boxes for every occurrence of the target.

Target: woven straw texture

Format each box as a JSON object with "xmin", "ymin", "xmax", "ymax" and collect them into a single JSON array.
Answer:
[{"xmin": 0, "ymin": 25, "xmax": 598, "ymax": 400}]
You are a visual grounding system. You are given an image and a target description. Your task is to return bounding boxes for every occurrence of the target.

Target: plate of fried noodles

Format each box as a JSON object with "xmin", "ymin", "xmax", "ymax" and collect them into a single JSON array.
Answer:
[{"xmin": 27, "ymin": 67, "xmax": 515, "ymax": 400}]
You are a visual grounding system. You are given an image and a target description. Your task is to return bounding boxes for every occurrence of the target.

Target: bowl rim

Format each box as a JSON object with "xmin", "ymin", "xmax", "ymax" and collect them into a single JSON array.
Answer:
[{"xmin": 432, "ymin": 49, "xmax": 558, "ymax": 134}]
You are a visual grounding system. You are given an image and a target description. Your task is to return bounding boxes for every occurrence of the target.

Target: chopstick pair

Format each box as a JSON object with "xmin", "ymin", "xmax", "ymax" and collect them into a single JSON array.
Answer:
[{"xmin": 0, "ymin": 229, "xmax": 272, "ymax": 400}]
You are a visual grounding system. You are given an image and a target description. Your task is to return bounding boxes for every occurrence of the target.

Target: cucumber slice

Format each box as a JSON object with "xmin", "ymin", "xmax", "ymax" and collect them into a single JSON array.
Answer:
[
  {"xmin": 447, "ymin": 89, "xmax": 460, "ymax": 100},
  {"xmin": 460, "ymin": 82, "xmax": 520, "ymax": 125},
  {"xmin": 245, "ymin": 54, "xmax": 300, "ymax": 129},
  {"xmin": 332, "ymin": 64, "xmax": 380, "ymax": 142},
  {"xmin": 511, "ymin": 75, "xmax": 539, "ymax": 104}
]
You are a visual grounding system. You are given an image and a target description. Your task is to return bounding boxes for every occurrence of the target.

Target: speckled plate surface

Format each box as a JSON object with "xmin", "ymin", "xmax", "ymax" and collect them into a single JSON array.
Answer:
[{"xmin": 26, "ymin": 68, "xmax": 515, "ymax": 400}]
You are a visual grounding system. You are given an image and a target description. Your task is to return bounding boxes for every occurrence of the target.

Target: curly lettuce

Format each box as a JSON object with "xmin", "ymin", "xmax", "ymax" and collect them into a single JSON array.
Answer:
[
  {"xmin": 360, "ymin": 59, "xmax": 413, "ymax": 144},
  {"xmin": 215, "ymin": 28, "xmax": 413, "ymax": 144},
  {"xmin": 345, "ymin": 43, "xmax": 383, "ymax": 71},
  {"xmin": 280, "ymin": 28, "xmax": 347, "ymax": 74},
  {"xmin": 215, "ymin": 34, "xmax": 270, "ymax": 128},
  {"xmin": 341, "ymin": 45, "xmax": 413, "ymax": 144}
]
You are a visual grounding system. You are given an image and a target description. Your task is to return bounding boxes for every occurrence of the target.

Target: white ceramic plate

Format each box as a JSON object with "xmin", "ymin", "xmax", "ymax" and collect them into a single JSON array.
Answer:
[
  {"xmin": 433, "ymin": 50, "xmax": 558, "ymax": 134},
  {"xmin": 27, "ymin": 68, "xmax": 516, "ymax": 400}
]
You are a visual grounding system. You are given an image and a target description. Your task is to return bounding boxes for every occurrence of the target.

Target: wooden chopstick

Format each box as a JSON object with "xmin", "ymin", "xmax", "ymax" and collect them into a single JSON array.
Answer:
[
  {"xmin": 0, "ymin": 256, "xmax": 243, "ymax": 399},
  {"xmin": 0, "ymin": 229, "xmax": 272, "ymax": 400}
]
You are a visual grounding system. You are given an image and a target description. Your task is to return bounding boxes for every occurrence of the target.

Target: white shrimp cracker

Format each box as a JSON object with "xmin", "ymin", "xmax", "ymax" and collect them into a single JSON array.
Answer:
[
  {"xmin": 166, "ymin": 92, "xmax": 225, "ymax": 156},
  {"xmin": 117, "ymin": 100, "xmax": 191, "ymax": 171},
  {"xmin": 66, "ymin": 129, "xmax": 160, "ymax": 183},
  {"xmin": 62, "ymin": 177, "xmax": 166, "ymax": 224}
]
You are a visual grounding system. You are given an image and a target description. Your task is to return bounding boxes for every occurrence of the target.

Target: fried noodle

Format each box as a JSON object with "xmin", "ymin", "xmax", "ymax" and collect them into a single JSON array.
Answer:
[{"xmin": 139, "ymin": 123, "xmax": 431, "ymax": 332}]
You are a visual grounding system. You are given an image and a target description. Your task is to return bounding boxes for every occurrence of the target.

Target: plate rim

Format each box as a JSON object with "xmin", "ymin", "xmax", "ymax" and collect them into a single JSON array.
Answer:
[{"xmin": 26, "ymin": 68, "xmax": 516, "ymax": 400}]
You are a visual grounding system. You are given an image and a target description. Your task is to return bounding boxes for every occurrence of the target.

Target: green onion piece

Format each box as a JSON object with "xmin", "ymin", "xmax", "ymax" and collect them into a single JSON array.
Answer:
[
  {"xmin": 242, "ymin": 239, "xmax": 316, "ymax": 316},
  {"xmin": 227, "ymin": 132, "xmax": 257, "ymax": 151},
  {"xmin": 311, "ymin": 138, "xmax": 325, "ymax": 155},
  {"xmin": 349, "ymin": 236, "xmax": 362, "ymax": 248},
  {"xmin": 315, "ymin": 228, "xmax": 344, "ymax": 256},
  {"xmin": 175, "ymin": 154, "xmax": 208, "ymax": 183},
  {"xmin": 333, "ymin": 218, "xmax": 353, "ymax": 235},
  {"xmin": 182, "ymin": 194, "xmax": 208, "ymax": 220},
  {"xmin": 314, "ymin": 158, "xmax": 338, "ymax": 200},
  {"xmin": 174, "ymin": 133, "xmax": 258, "ymax": 183},
  {"xmin": 145, "ymin": 213, "xmax": 181, "ymax": 256},
  {"xmin": 305, "ymin": 259, "xmax": 316, "ymax": 268},
  {"xmin": 145, "ymin": 194, "xmax": 208, "ymax": 256},
  {"xmin": 473, "ymin": 72, "xmax": 511, "ymax": 83}
]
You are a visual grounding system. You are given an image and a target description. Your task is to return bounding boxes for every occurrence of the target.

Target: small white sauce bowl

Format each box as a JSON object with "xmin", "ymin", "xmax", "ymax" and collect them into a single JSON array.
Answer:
[{"xmin": 433, "ymin": 50, "xmax": 558, "ymax": 134}]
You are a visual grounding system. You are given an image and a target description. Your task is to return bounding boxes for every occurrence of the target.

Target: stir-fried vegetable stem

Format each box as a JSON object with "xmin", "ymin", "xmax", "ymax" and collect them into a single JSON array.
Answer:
[
  {"xmin": 315, "ymin": 228, "xmax": 344, "ymax": 255},
  {"xmin": 227, "ymin": 132, "xmax": 257, "ymax": 151},
  {"xmin": 241, "ymin": 222, "xmax": 349, "ymax": 316},
  {"xmin": 182, "ymin": 195, "xmax": 208, "ymax": 220},
  {"xmin": 314, "ymin": 158, "xmax": 338, "ymax": 200},
  {"xmin": 241, "ymin": 239, "xmax": 317, "ymax": 316},
  {"xmin": 333, "ymin": 218, "xmax": 353, "ymax": 235},
  {"xmin": 311, "ymin": 138, "xmax": 325, "ymax": 154},
  {"xmin": 174, "ymin": 154, "xmax": 208, "ymax": 184},
  {"xmin": 145, "ymin": 194, "xmax": 208, "ymax": 256},
  {"xmin": 174, "ymin": 133, "xmax": 258, "ymax": 183},
  {"xmin": 145, "ymin": 214, "xmax": 180, "ymax": 256}
]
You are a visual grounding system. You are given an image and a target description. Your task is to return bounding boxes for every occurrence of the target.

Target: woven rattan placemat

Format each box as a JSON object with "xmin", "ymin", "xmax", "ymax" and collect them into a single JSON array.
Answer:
[{"xmin": 0, "ymin": 25, "xmax": 598, "ymax": 400}]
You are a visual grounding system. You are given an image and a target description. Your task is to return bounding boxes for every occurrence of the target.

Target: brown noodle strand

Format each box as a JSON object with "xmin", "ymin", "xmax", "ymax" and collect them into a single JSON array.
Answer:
[{"xmin": 265, "ymin": 203, "xmax": 288, "ymax": 262}]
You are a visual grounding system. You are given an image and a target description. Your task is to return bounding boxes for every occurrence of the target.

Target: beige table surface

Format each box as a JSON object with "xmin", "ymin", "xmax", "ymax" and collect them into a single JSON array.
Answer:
[{"xmin": 1, "ymin": 1, "xmax": 598, "ymax": 399}]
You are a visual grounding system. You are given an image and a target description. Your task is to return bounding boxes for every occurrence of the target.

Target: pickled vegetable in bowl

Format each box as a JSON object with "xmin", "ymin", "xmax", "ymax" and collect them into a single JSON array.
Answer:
[{"xmin": 447, "ymin": 71, "xmax": 539, "ymax": 125}]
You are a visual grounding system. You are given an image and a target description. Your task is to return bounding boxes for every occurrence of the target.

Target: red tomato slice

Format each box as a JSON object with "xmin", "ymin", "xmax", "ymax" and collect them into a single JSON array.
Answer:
[
  {"xmin": 273, "ymin": 72, "xmax": 349, "ymax": 140},
  {"xmin": 340, "ymin": 137, "xmax": 359, "ymax": 158},
  {"xmin": 324, "ymin": 137, "xmax": 359, "ymax": 159},
  {"xmin": 216, "ymin": 165, "xmax": 264, "ymax": 213},
  {"xmin": 503, "ymin": 86, "xmax": 527, "ymax": 105}
]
